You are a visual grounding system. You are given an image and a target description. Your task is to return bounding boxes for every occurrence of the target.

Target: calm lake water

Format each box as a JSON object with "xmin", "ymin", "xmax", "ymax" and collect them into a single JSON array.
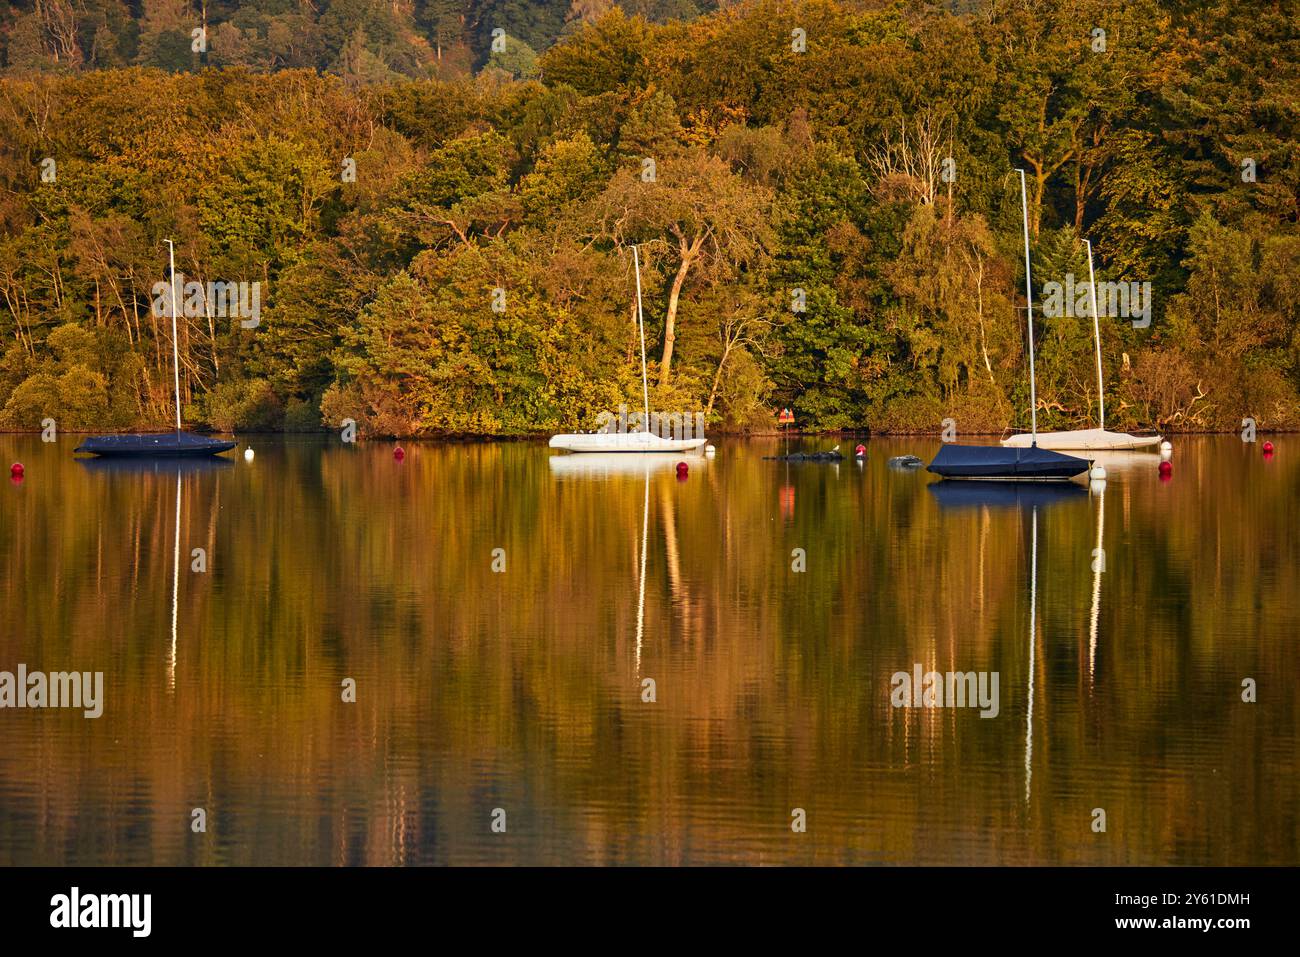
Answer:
[{"xmin": 0, "ymin": 434, "xmax": 1296, "ymax": 866}]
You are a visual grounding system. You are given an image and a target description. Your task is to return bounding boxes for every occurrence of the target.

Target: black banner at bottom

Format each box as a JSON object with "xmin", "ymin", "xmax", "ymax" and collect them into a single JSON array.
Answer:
[{"xmin": 0, "ymin": 866, "xmax": 1277, "ymax": 943}]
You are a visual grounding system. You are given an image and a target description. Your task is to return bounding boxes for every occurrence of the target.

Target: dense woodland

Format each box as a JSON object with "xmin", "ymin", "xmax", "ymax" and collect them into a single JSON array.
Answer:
[{"xmin": 0, "ymin": 0, "xmax": 1297, "ymax": 435}]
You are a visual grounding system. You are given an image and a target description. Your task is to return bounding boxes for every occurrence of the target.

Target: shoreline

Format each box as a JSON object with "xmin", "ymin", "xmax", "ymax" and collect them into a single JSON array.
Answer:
[{"xmin": 2, "ymin": 427, "xmax": 1293, "ymax": 440}]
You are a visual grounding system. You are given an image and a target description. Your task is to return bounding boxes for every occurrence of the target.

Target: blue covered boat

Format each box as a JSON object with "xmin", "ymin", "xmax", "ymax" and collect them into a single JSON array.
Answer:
[
  {"xmin": 75, "ymin": 433, "xmax": 235, "ymax": 458},
  {"xmin": 927, "ymin": 444, "xmax": 1090, "ymax": 480},
  {"xmin": 926, "ymin": 169, "xmax": 1091, "ymax": 485},
  {"xmin": 74, "ymin": 239, "xmax": 235, "ymax": 461}
]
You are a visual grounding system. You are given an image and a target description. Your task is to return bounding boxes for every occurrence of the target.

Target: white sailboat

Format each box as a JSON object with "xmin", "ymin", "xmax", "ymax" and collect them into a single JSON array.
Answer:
[
  {"xmin": 549, "ymin": 245, "xmax": 707, "ymax": 454},
  {"xmin": 1002, "ymin": 239, "xmax": 1161, "ymax": 451},
  {"xmin": 550, "ymin": 431, "xmax": 705, "ymax": 453}
]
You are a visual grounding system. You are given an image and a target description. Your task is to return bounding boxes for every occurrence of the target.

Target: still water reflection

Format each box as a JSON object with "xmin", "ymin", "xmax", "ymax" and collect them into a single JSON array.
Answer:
[{"xmin": 0, "ymin": 435, "xmax": 1296, "ymax": 865}]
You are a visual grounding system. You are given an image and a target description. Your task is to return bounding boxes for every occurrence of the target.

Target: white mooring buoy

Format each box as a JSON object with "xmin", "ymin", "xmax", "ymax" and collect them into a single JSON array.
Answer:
[
  {"xmin": 1090, "ymin": 464, "xmax": 1107, "ymax": 481},
  {"xmin": 244, "ymin": 447, "xmax": 254, "ymax": 462}
]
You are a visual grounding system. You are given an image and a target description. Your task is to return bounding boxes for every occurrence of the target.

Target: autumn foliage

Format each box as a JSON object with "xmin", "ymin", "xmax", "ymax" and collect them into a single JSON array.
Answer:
[{"xmin": 1, "ymin": 0, "xmax": 1297, "ymax": 435}]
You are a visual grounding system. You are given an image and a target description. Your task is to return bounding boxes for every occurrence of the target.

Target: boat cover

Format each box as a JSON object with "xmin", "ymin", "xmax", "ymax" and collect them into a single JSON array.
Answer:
[
  {"xmin": 1000, "ymin": 428, "xmax": 1161, "ymax": 450},
  {"xmin": 927, "ymin": 444, "xmax": 1090, "ymax": 479},
  {"xmin": 75, "ymin": 432, "xmax": 236, "ymax": 457}
]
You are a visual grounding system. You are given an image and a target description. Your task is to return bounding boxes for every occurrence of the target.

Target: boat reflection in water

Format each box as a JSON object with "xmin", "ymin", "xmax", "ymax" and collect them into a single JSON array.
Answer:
[
  {"xmin": 547, "ymin": 451, "xmax": 703, "ymax": 479},
  {"xmin": 4, "ymin": 435, "xmax": 1295, "ymax": 866},
  {"xmin": 546, "ymin": 450, "xmax": 703, "ymax": 672},
  {"xmin": 76, "ymin": 455, "xmax": 235, "ymax": 477},
  {"xmin": 1083, "ymin": 449, "xmax": 1162, "ymax": 472},
  {"xmin": 76, "ymin": 454, "xmax": 231, "ymax": 693},
  {"xmin": 926, "ymin": 479, "xmax": 1088, "ymax": 510}
]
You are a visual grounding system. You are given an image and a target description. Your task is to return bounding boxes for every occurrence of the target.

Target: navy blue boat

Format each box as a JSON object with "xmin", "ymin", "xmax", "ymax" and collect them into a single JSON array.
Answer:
[
  {"xmin": 74, "ymin": 432, "xmax": 235, "ymax": 458},
  {"xmin": 928, "ymin": 171, "xmax": 1093, "ymax": 484},
  {"xmin": 74, "ymin": 241, "xmax": 235, "ymax": 461},
  {"xmin": 926, "ymin": 444, "xmax": 1090, "ymax": 480}
]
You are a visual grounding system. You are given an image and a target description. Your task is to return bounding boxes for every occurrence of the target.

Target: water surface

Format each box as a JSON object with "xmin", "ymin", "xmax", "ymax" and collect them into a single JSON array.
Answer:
[{"xmin": 0, "ymin": 435, "xmax": 1295, "ymax": 865}]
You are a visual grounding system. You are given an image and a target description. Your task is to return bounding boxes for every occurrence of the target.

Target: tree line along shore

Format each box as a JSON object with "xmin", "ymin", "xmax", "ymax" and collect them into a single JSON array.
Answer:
[{"xmin": 1, "ymin": 1, "xmax": 1296, "ymax": 438}]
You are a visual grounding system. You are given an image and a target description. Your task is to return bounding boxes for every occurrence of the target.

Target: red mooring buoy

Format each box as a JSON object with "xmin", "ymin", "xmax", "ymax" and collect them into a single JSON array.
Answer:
[
  {"xmin": 1158, "ymin": 460, "xmax": 1172, "ymax": 481},
  {"xmin": 394, "ymin": 446, "xmax": 405, "ymax": 461},
  {"xmin": 855, "ymin": 444, "xmax": 866, "ymax": 457},
  {"xmin": 1263, "ymin": 441, "xmax": 1275, "ymax": 454},
  {"xmin": 676, "ymin": 461, "xmax": 689, "ymax": 479},
  {"xmin": 9, "ymin": 462, "xmax": 23, "ymax": 478}
]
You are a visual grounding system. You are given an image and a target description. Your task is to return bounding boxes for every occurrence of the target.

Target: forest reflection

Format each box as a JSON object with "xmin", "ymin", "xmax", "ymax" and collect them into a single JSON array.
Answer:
[{"xmin": 0, "ymin": 436, "xmax": 1295, "ymax": 865}]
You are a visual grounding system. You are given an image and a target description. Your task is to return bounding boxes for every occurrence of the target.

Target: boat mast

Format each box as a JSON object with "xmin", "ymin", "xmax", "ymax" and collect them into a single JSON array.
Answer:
[
  {"xmin": 1084, "ymin": 239, "xmax": 1105, "ymax": 431},
  {"xmin": 632, "ymin": 245, "xmax": 651, "ymax": 427},
  {"xmin": 1088, "ymin": 489, "xmax": 1105, "ymax": 686},
  {"xmin": 1016, "ymin": 170, "xmax": 1038, "ymax": 446},
  {"xmin": 1026, "ymin": 504, "xmax": 1037, "ymax": 803},
  {"xmin": 165, "ymin": 239, "xmax": 182, "ymax": 434}
]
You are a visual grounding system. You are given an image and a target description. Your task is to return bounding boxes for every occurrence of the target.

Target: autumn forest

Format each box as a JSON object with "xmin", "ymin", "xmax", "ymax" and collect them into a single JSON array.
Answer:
[{"xmin": 1, "ymin": 0, "xmax": 1297, "ymax": 436}]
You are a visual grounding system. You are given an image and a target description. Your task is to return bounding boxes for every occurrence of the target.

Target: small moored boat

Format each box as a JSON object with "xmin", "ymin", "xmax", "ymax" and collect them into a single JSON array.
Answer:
[
  {"xmin": 75, "ymin": 433, "xmax": 236, "ymax": 458},
  {"xmin": 929, "ymin": 169, "xmax": 1089, "ymax": 483},
  {"xmin": 549, "ymin": 245, "xmax": 706, "ymax": 455},
  {"xmin": 75, "ymin": 239, "xmax": 234, "ymax": 460},
  {"xmin": 1000, "ymin": 428, "xmax": 1160, "ymax": 451},
  {"xmin": 548, "ymin": 432, "xmax": 705, "ymax": 453},
  {"xmin": 927, "ymin": 444, "xmax": 1090, "ymax": 480},
  {"xmin": 999, "ymin": 238, "xmax": 1160, "ymax": 452}
]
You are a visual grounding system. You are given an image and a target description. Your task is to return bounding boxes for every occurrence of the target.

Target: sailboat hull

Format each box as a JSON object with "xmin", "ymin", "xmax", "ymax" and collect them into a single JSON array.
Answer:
[
  {"xmin": 549, "ymin": 433, "xmax": 706, "ymax": 453},
  {"xmin": 1000, "ymin": 428, "xmax": 1161, "ymax": 451},
  {"xmin": 75, "ymin": 433, "xmax": 236, "ymax": 458}
]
